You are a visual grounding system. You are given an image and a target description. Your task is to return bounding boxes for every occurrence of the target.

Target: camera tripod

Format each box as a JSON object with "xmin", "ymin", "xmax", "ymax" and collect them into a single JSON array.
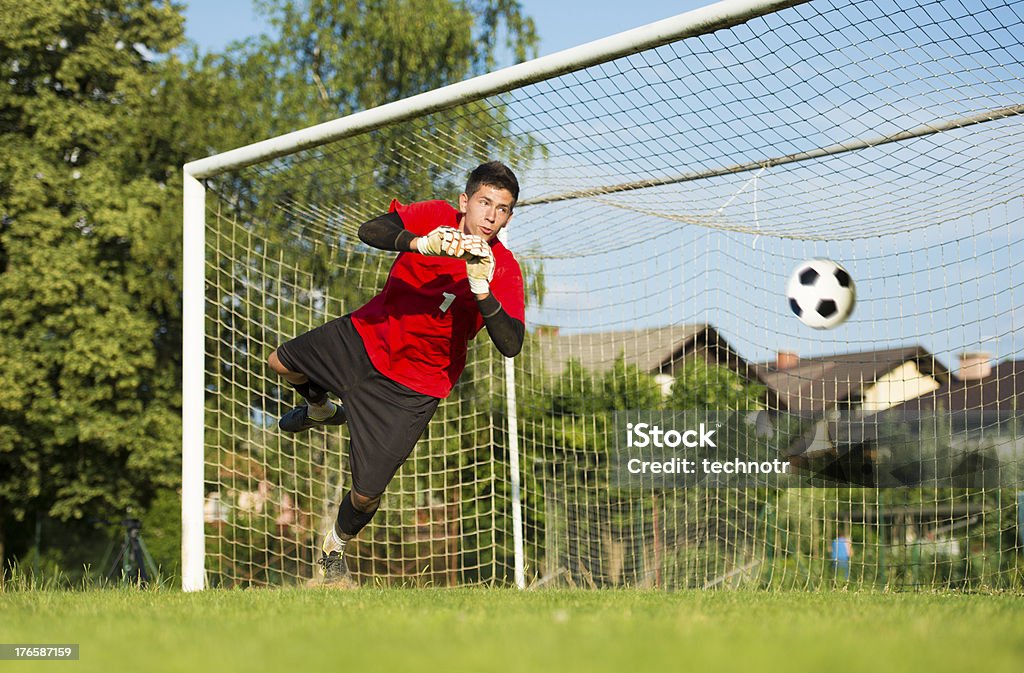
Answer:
[{"xmin": 102, "ymin": 518, "xmax": 159, "ymax": 586}]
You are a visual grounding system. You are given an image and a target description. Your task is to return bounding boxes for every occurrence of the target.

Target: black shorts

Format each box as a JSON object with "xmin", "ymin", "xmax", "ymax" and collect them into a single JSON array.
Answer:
[{"xmin": 275, "ymin": 315, "xmax": 440, "ymax": 498}]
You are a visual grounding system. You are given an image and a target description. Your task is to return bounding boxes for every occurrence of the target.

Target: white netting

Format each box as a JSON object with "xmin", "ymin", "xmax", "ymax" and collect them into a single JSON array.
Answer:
[{"xmin": 197, "ymin": 0, "xmax": 1024, "ymax": 588}]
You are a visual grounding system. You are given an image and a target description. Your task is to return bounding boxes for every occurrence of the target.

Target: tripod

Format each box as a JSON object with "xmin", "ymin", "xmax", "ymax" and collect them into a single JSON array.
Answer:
[{"xmin": 103, "ymin": 518, "xmax": 159, "ymax": 586}]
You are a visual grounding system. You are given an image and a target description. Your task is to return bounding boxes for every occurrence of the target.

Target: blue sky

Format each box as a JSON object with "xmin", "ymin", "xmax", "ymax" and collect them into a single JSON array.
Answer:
[
  {"xmin": 179, "ymin": 0, "xmax": 1023, "ymax": 369},
  {"xmin": 182, "ymin": 0, "xmax": 710, "ymax": 56}
]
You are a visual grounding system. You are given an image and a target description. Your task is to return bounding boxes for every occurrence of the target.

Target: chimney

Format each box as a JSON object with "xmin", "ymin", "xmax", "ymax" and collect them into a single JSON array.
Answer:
[
  {"xmin": 958, "ymin": 352, "xmax": 992, "ymax": 381},
  {"xmin": 776, "ymin": 350, "xmax": 800, "ymax": 370}
]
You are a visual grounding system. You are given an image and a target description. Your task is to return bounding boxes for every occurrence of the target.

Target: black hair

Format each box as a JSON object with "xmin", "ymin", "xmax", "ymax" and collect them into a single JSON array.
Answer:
[{"xmin": 465, "ymin": 161, "xmax": 519, "ymax": 207}]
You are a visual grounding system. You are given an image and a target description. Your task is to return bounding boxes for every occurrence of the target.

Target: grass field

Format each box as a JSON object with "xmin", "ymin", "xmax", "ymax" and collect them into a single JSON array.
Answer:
[{"xmin": 1, "ymin": 587, "xmax": 1022, "ymax": 672}]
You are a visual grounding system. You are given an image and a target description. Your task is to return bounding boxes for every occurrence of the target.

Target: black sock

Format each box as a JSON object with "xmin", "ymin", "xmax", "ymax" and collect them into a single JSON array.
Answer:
[
  {"xmin": 292, "ymin": 380, "xmax": 327, "ymax": 405},
  {"xmin": 335, "ymin": 491, "xmax": 379, "ymax": 537}
]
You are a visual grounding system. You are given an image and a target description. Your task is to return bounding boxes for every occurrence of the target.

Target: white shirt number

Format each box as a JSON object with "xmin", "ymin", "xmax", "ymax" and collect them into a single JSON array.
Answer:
[{"xmin": 439, "ymin": 292, "xmax": 456, "ymax": 312}]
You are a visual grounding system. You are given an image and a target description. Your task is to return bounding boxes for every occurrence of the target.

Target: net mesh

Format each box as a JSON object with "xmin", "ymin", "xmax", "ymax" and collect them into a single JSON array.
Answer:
[{"xmin": 199, "ymin": 0, "xmax": 1024, "ymax": 588}]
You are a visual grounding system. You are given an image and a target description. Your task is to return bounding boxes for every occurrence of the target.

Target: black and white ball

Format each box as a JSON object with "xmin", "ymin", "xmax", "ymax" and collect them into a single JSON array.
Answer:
[{"xmin": 786, "ymin": 259, "xmax": 856, "ymax": 329}]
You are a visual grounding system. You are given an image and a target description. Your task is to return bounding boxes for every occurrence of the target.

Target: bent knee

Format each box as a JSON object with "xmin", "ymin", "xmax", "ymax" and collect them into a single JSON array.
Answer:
[
  {"xmin": 267, "ymin": 349, "xmax": 289, "ymax": 375},
  {"xmin": 351, "ymin": 491, "xmax": 381, "ymax": 512}
]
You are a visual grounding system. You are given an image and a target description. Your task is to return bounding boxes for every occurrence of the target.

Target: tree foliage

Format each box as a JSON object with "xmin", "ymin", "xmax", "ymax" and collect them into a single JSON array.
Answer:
[
  {"xmin": 249, "ymin": 0, "xmax": 536, "ymax": 125},
  {"xmin": 0, "ymin": 1, "xmax": 198, "ymax": 565},
  {"xmin": 0, "ymin": 0, "xmax": 542, "ymax": 578},
  {"xmin": 666, "ymin": 360, "xmax": 767, "ymax": 411}
]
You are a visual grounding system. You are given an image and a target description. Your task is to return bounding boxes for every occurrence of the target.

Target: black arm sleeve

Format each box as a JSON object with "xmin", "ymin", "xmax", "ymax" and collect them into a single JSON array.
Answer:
[
  {"xmin": 476, "ymin": 294, "xmax": 525, "ymax": 358},
  {"xmin": 358, "ymin": 211, "xmax": 417, "ymax": 252}
]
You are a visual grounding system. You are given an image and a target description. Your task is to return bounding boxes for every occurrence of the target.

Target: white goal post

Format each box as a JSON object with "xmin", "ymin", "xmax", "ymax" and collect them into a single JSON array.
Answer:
[
  {"xmin": 183, "ymin": 0, "xmax": 1024, "ymax": 592},
  {"xmin": 182, "ymin": 0, "xmax": 811, "ymax": 592}
]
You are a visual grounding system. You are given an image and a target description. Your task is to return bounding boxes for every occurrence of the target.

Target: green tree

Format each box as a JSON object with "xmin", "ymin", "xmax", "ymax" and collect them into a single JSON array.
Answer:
[
  {"xmin": 0, "ymin": 0, "xmax": 542, "ymax": 581},
  {"xmin": 0, "ymin": 0, "xmax": 242, "ymax": 572},
  {"xmin": 249, "ymin": 0, "xmax": 536, "ymax": 124},
  {"xmin": 666, "ymin": 360, "xmax": 766, "ymax": 411}
]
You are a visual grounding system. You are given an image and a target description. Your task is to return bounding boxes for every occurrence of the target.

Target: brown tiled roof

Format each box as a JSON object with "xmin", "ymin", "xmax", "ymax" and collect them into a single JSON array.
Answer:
[
  {"xmin": 533, "ymin": 325, "xmax": 707, "ymax": 375},
  {"xmin": 751, "ymin": 346, "xmax": 950, "ymax": 413},
  {"xmin": 532, "ymin": 324, "xmax": 776, "ymax": 407}
]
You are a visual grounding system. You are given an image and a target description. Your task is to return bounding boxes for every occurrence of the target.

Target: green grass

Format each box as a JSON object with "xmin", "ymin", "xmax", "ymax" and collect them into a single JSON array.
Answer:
[{"xmin": 0, "ymin": 587, "xmax": 1022, "ymax": 672}]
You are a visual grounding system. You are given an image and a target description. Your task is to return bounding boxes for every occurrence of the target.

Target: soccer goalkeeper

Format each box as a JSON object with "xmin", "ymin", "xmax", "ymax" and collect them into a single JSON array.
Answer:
[{"xmin": 266, "ymin": 161, "xmax": 525, "ymax": 583}]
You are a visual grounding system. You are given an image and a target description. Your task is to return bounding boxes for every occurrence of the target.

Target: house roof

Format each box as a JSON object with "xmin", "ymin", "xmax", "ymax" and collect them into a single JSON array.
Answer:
[
  {"xmin": 533, "ymin": 325, "xmax": 708, "ymax": 376},
  {"xmin": 890, "ymin": 359, "xmax": 1024, "ymax": 412},
  {"xmin": 751, "ymin": 346, "xmax": 950, "ymax": 413},
  {"xmin": 532, "ymin": 324, "xmax": 776, "ymax": 407}
]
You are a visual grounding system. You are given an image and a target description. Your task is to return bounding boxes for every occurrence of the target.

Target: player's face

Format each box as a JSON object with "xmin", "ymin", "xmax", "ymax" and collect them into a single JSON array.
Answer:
[{"xmin": 459, "ymin": 184, "xmax": 514, "ymax": 243}]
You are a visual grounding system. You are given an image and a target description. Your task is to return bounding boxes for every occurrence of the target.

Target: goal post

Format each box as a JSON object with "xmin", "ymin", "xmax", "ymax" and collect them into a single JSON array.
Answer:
[
  {"xmin": 183, "ymin": 0, "xmax": 1024, "ymax": 591},
  {"xmin": 182, "ymin": 0, "xmax": 814, "ymax": 592},
  {"xmin": 182, "ymin": 172, "xmax": 206, "ymax": 592}
]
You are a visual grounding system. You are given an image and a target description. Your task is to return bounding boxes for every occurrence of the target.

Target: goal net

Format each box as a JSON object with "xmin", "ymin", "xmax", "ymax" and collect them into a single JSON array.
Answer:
[{"xmin": 183, "ymin": 0, "xmax": 1024, "ymax": 590}]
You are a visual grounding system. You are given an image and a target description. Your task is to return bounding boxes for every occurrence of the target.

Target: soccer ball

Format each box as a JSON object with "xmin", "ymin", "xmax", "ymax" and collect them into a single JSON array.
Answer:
[{"xmin": 786, "ymin": 258, "xmax": 856, "ymax": 329}]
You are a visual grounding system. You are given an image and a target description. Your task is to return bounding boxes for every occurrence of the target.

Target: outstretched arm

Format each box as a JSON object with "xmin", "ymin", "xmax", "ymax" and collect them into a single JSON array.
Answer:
[
  {"xmin": 358, "ymin": 211, "xmax": 418, "ymax": 252},
  {"xmin": 359, "ymin": 211, "xmax": 486, "ymax": 257}
]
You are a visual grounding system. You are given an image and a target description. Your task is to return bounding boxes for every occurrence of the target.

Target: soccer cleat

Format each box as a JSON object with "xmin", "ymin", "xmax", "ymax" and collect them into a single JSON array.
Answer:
[
  {"xmin": 278, "ymin": 402, "xmax": 347, "ymax": 433},
  {"xmin": 318, "ymin": 550, "xmax": 352, "ymax": 586}
]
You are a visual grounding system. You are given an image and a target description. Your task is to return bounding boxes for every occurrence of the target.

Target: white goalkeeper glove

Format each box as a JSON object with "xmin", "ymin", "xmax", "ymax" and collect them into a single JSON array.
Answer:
[
  {"xmin": 460, "ymin": 235, "xmax": 490, "ymax": 259},
  {"xmin": 466, "ymin": 250, "xmax": 495, "ymax": 295},
  {"xmin": 416, "ymin": 227, "xmax": 487, "ymax": 259}
]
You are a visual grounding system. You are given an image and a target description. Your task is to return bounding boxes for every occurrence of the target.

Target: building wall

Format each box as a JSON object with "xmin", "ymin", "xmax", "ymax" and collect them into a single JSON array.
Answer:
[{"xmin": 862, "ymin": 360, "xmax": 941, "ymax": 412}]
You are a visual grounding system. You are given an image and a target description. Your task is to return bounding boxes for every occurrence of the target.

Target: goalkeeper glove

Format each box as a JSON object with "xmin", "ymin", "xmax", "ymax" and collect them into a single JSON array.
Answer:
[
  {"xmin": 416, "ymin": 227, "xmax": 486, "ymax": 259},
  {"xmin": 466, "ymin": 250, "xmax": 495, "ymax": 295},
  {"xmin": 460, "ymin": 235, "xmax": 490, "ymax": 259}
]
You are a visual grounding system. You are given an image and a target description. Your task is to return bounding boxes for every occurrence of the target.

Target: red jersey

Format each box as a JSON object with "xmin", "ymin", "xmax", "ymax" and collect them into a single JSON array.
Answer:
[{"xmin": 350, "ymin": 199, "xmax": 526, "ymax": 398}]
